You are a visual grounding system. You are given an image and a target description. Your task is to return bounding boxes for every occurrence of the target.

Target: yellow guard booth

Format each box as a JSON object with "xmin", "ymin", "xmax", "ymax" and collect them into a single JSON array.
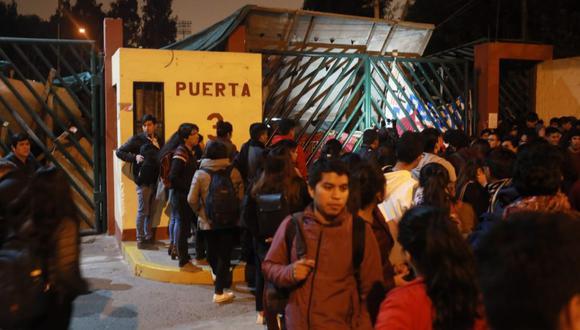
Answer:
[{"xmin": 111, "ymin": 48, "xmax": 262, "ymax": 241}]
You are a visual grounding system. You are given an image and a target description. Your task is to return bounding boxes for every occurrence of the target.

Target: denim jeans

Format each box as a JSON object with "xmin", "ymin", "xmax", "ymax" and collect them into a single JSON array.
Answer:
[
  {"xmin": 168, "ymin": 190, "xmax": 178, "ymax": 245},
  {"xmin": 254, "ymin": 239, "xmax": 269, "ymax": 312},
  {"xmin": 171, "ymin": 190, "xmax": 194, "ymax": 264},
  {"xmin": 136, "ymin": 184, "xmax": 155, "ymax": 242}
]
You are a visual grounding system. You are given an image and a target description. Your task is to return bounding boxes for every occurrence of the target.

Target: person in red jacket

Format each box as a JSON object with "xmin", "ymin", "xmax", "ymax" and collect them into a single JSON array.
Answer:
[
  {"xmin": 262, "ymin": 158, "xmax": 382, "ymax": 329},
  {"xmin": 270, "ymin": 119, "xmax": 307, "ymax": 178},
  {"xmin": 375, "ymin": 206, "xmax": 488, "ymax": 330}
]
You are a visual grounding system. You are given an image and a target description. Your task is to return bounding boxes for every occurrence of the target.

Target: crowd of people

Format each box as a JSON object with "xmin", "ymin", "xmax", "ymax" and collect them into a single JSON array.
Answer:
[
  {"xmin": 1, "ymin": 112, "xmax": 580, "ymax": 329},
  {"xmin": 112, "ymin": 113, "xmax": 580, "ymax": 329}
]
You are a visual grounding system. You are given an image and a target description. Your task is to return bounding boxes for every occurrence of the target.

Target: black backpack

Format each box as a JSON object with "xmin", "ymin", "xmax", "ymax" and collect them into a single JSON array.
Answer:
[
  {"xmin": 256, "ymin": 193, "xmax": 289, "ymax": 238},
  {"xmin": 0, "ymin": 233, "xmax": 49, "ymax": 328},
  {"xmin": 203, "ymin": 166, "xmax": 240, "ymax": 229},
  {"xmin": 265, "ymin": 213, "xmax": 366, "ymax": 313}
]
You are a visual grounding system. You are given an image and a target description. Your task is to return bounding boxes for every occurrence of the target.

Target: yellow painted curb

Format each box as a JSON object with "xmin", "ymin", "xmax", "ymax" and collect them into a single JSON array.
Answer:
[{"xmin": 121, "ymin": 241, "xmax": 246, "ymax": 285}]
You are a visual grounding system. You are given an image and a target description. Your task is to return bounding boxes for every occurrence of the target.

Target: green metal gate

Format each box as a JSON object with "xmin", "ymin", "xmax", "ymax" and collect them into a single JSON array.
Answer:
[
  {"xmin": 0, "ymin": 37, "xmax": 105, "ymax": 234},
  {"xmin": 262, "ymin": 50, "xmax": 471, "ymax": 164}
]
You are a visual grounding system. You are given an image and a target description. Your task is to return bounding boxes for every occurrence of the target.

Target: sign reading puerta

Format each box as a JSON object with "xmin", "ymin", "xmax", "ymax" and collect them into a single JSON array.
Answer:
[{"xmin": 111, "ymin": 48, "xmax": 262, "ymax": 235}]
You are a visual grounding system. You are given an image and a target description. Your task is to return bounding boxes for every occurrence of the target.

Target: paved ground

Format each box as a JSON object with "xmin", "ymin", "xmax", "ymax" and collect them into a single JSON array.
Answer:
[{"xmin": 71, "ymin": 235, "xmax": 263, "ymax": 330}]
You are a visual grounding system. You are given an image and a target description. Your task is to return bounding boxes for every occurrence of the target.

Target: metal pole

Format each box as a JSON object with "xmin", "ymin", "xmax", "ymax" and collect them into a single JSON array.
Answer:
[
  {"xmin": 364, "ymin": 56, "xmax": 372, "ymax": 128},
  {"xmin": 90, "ymin": 47, "xmax": 102, "ymax": 233}
]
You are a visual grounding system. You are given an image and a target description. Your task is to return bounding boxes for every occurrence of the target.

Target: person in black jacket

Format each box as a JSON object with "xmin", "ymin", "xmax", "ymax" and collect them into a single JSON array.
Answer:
[
  {"xmin": 356, "ymin": 129, "xmax": 380, "ymax": 168},
  {"xmin": 234, "ymin": 123, "xmax": 268, "ymax": 187},
  {"xmin": 242, "ymin": 144, "xmax": 311, "ymax": 326},
  {"xmin": 233, "ymin": 123, "xmax": 268, "ymax": 290},
  {"xmin": 2, "ymin": 132, "xmax": 39, "ymax": 179},
  {"xmin": 159, "ymin": 123, "xmax": 201, "ymax": 270},
  {"xmin": 10, "ymin": 167, "xmax": 88, "ymax": 329},
  {"xmin": 115, "ymin": 114, "xmax": 162, "ymax": 249}
]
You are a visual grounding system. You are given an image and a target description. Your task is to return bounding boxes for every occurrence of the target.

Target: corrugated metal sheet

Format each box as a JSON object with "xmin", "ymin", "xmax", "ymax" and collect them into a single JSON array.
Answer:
[{"xmin": 165, "ymin": 5, "xmax": 434, "ymax": 57}]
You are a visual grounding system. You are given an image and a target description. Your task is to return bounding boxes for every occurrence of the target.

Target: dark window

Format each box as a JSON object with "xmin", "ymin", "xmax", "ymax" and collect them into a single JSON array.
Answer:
[{"xmin": 133, "ymin": 82, "xmax": 165, "ymax": 140}]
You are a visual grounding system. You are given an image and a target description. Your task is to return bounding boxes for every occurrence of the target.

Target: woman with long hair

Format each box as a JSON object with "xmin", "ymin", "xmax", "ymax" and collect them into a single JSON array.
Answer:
[
  {"xmin": 159, "ymin": 123, "xmax": 202, "ymax": 268},
  {"xmin": 375, "ymin": 206, "xmax": 487, "ymax": 330},
  {"xmin": 414, "ymin": 162, "xmax": 454, "ymax": 210},
  {"xmin": 269, "ymin": 139, "xmax": 302, "ymax": 178},
  {"xmin": 456, "ymin": 159, "xmax": 489, "ymax": 218},
  {"xmin": 415, "ymin": 162, "xmax": 474, "ymax": 231},
  {"xmin": 242, "ymin": 145, "xmax": 311, "ymax": 326},
  {"xmin": 11, "ymin": 167, "xmax": 87, "ymax": 329}
]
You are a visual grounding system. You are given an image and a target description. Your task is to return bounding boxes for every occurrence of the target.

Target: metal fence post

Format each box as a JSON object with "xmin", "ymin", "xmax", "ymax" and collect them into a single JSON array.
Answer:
[
  {"xmin": 364, "ymin": 55, "xmax": 372, "ymax": 129},
  {"xmin": 90, "ymin": 47, "xmax": 103, "ymax": 233}
]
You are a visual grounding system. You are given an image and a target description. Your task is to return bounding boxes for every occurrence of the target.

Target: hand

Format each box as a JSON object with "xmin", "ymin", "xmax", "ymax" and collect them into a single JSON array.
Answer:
[
  {"xmin": 393, "ymin": 263, "xmax": 410, "ymax": 287},
  {"xmin": 394, "ymin": 263, "xmax": 409, "ymax": 275},
  {"xmin": 292, "ymin": 258, "xmax": 315, "ymax": 281},
  {"xmin": 136, "ymin": 154, "xmax": 144, "ymax": 164},
  {"xmin": 394, "ymin": 273, "xmax": 410, "ymax": 287}
]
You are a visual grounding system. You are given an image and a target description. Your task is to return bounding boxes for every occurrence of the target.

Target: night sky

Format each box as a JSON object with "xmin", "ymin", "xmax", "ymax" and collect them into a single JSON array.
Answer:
[{"xmin": 15, "ymin": 0, "xmax": 303, "ymax": 35}]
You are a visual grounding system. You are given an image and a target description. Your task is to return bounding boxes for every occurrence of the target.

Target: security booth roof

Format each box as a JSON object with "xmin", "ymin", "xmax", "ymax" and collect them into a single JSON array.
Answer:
[{"xmin": 164, "ymin": 5, "xmax": 434, "ymax": 56}]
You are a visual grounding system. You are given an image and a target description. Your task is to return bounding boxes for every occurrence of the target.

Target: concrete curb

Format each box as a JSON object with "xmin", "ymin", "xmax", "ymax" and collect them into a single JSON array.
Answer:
[{"xmin": 121, "ymin": 241, "xmax": 246, "ymax": 285}]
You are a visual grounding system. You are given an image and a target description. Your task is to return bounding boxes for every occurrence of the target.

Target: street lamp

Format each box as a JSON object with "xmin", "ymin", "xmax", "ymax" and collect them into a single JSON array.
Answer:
[{"xmin": 78, "ymin": 27, "xmax": 86, "ymax": 34}]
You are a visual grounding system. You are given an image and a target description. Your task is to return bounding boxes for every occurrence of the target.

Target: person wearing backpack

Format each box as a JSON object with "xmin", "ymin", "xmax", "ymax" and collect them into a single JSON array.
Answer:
[
  {"xmin": 115, "ymin": 114, "xmax": 162, "ymax": 249},
  {"xmin": 159, "ymin": 123, "xmax": 201, "ymax": 270},
  {"xmin": 242, "ymin": 146, "xmax": 311, "ymax": 326},
  {"xmin": 262, "ymin": 158, "xmax": 382, "ymax": 330},
  {"xmin": 188, "ymin": 141, "xmax": 244, "ymax": 303}
]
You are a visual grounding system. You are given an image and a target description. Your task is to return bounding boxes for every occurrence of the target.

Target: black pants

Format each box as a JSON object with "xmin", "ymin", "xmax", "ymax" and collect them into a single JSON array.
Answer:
[
  {"xmin": 241, "ymin": 228, "xmax": 256, "ymax": 287},
  {"xmin": 194, "ymin": 227, "xmax": 206, "ymax": 260},
  {"xmin": 172, "ymin": 190, "xmax": 194, "ymax": 265},
  {"xmin": 254, "ymin": 238, "xmax": 269, "ymax": 311},
  {"xmin": 205, "ymin": 228, "xmax": 235, "ymax": 294},
  {"xmin": 254, "ymin": 239, "xmax": 280, "ymax": 329}
]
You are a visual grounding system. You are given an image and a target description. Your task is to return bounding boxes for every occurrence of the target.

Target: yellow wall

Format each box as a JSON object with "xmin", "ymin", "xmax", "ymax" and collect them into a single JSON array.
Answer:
[
  {"xmin": 112, "ymin": 48, "xmax": 262, "ymax": 236},
  {"xmin": 536, "ymin": 57, "xmax": 580, "ymax": 121}
]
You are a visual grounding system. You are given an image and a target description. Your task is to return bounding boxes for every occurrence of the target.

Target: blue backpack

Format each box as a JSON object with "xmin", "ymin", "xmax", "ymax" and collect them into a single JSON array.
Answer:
[{"xmin": 203, "ymin": 166, "xmax": 240, "ymax": 228}]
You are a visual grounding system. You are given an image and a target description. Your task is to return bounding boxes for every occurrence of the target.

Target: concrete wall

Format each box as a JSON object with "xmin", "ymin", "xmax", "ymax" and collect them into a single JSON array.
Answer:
[
  {"xmin": 112, "ymin": 48, "xmax": 262, "ymax": 240},
  {"xmin": 536, "ymin": 57, "xmax": 580, "ymax": 121}
]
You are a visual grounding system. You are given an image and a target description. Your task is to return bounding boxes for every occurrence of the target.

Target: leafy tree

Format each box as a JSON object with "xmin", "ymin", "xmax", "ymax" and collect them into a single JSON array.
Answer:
[
  {"xmin": 140, "ymin": 0, "xmax": 177, "ymax": 48},
  {"xmin": 46, "ymin": 0, "xmax": 105, "ymax": 48},
  {"xmin": 0, "ymin": 1, "xmax": 18, "ymax": 35},
  {"xmin": 70, "ymin": 0, "xmax": 105, "ymax": 47},
  {"xmin": 107, "ymin": 0, "xmax": 140, "ymax": 47},
  {"xmin": 407, "ymin": 0, "xmax": 580, "ymax": 58},
  {"xmin": 0, "ymin": 0, "xmax": 52, "ymax": 38}
]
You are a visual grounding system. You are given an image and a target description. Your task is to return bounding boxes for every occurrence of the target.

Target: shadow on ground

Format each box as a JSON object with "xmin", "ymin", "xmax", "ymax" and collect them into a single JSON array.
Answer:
[{"xmin": 72, "ymin": 277, "xmax": 138, "ymax": 329}]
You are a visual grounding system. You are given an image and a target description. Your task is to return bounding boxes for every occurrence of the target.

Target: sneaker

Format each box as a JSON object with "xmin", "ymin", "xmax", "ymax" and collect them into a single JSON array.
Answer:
[
  {"xmin": 256, "ymin": 312, "xmax": 265, "ymax": 325},
  {"xmin": 224, "ymin": 288, "xmax": 235, "ymax": 298},
  {"xmin": 213, "ymin": 291, "xmax": 234, "ymax": 303},
  {"xmin": 179, "ymin": 262, "xmax": 201, "ymax": 273},
  {"xmin": 194, "ymin": 258, "xmax": 209, "ymax": 266}
]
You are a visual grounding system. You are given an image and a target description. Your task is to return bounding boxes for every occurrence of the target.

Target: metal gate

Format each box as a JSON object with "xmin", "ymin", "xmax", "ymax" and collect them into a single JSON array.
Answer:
[
  {"xmin": 0, "ymin": 37, "xmax": 105, "ymax": 234},
  {"xmin": 262, "ymin": 50, "xmax": 471, "ymax": 164}
]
